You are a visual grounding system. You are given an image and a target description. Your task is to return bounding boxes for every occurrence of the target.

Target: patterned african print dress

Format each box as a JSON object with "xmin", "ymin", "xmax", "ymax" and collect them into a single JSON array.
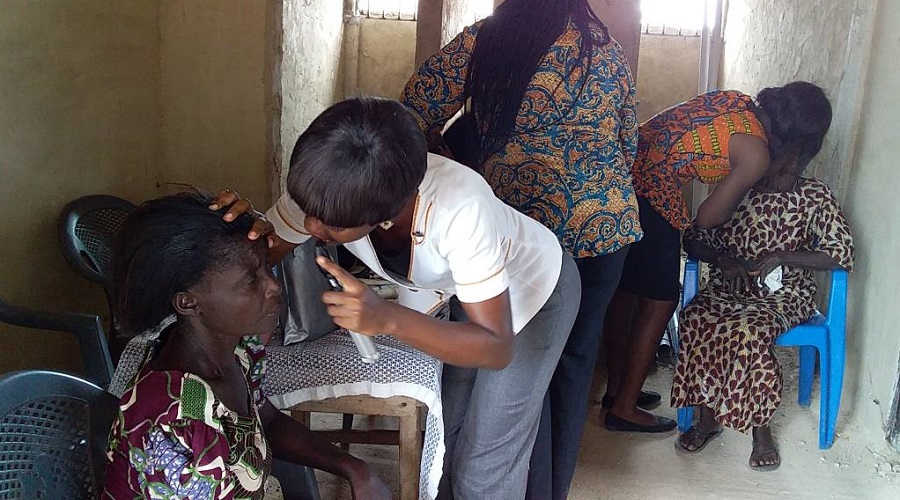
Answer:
[
  {"xmin": 670, "ymin": 178, "xmax": 854, "ymax": 432},
  {"xmin": 632, "ymin": 90, "xmax": 768, "ymax": 230},
  {"xmin": 102, "ymin": 336, "xmax": 272, "ymax": 499},
  {"xmin": 401, "ymin": 20, "xmax": 641, "ymax": 258}
]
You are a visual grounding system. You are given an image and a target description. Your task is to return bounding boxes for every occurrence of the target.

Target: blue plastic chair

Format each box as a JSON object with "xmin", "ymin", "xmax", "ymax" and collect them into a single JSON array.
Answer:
[{"xmin": 674, "ymin": 259, "xmax": 848, "ymax": 449}]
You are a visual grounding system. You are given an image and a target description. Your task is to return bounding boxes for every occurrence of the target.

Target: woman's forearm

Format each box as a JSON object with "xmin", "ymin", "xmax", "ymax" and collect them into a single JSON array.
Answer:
[
  {"xmin": 777, "ymin": 251, "xmax": 842, "ymax": 271},
  {"xmin": 683, "ymin": 238, "xmax": 734, "ymax": 267},
  {"xmin": 381, "ymin": 300, "xmax": 514, "ymax": 370},
  {"xmin": 263, "ymin": 407, "xmax": 370, "ymax": 483}
]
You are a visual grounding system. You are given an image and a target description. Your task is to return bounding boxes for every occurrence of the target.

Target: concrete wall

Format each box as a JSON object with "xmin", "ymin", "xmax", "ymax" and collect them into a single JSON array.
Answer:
[
  {"xmin": 159, "ymin": 0, "xmax": 271, "ymax": 207},
  {"xmin": 0, "ymin": 1, "xmax": 161, "ymax": 374},
  {"xmin": 721, "ymin": 0, "xmax": 870, "ymax": 196},
  {"xmin": 590, "ymin": 0, "xmax": 641, "ymax": 76},
  {"xmin": 0, "ymin": 1, "xmax": 277, "ymax": 376},
  {"xmin": 279, "ymin": 0, "xmax": 345, "ymax": 190},
  {"xmin": 636, "ymin": 34, "xmax": 701, "ymax": 122},
  {"xmin": 441, "ymin": 0, "xmax": 477, "ymax": 46},
  {"xmin": 841, "ymin": 0, "xmax": 900, "ymax": 450},
  {"xmin": 350, "ymin": 18, "xmax": 418, "ymax": 99},
  {"xmin": 415, "ymin": 0, "xmax": 443, "ymax": 67},
  {"xmin": 721, "ymin": 0, "xmax": 896, "ymax": 451}
]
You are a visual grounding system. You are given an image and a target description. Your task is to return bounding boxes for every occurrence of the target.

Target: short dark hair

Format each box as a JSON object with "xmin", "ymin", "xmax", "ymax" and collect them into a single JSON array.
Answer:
[
  {"xmin": 756, "ymin": 81, "xmax": 833, "ymax": 170},
  {"xmin": 286, "ymin": 97, "xmax": 427, "ymax": 228},
  {"xmin": 111, "ymin": 193, "xmax": 258, "ymax": 335}
]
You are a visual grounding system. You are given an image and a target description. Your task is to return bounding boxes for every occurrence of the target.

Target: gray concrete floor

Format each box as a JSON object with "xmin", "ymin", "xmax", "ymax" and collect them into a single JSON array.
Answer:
[{"xmin": 312, "ymin": 350, "xmax": 900, "ymax": 499}]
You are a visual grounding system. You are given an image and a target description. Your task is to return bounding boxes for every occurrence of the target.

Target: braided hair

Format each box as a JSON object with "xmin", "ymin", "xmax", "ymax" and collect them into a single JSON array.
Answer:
[{"xmin": 465, "ymin": 0, "xmax": 609, "ymax": 163}]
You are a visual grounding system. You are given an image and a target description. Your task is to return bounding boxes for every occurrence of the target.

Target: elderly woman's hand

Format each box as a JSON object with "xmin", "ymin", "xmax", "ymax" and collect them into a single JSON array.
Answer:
[
  {"xmin": 716, "ymin": 255, "xmax": 756, "ymax": 292},
  {"xmin": 750, "ymin": 251, "xmax": 784, "ymax": 281}
]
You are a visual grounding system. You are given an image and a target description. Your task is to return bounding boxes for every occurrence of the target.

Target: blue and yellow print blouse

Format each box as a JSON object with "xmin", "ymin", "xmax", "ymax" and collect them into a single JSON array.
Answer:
[{"xmin": 401, "ymin": 20, "xmax": 641, "ymax": 258}]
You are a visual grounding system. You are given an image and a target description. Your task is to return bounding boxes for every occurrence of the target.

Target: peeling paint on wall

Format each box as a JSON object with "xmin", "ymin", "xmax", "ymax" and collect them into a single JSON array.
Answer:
[{"xmin": 280, "ymin": 0, "xmax": 345, "ymax": 191}]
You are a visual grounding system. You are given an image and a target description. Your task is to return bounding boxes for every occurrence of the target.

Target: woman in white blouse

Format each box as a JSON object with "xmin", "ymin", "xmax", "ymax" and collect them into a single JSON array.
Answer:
[{"xmin": 214, "ymin": 97, "xmax": 580, "ymax": 499}]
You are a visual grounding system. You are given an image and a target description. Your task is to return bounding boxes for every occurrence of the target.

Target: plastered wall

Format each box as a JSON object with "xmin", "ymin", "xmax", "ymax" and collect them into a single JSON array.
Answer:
[
  {"xmin": 721, "ymin": 0, "xmax": 867, "ymax": 196},
  {"xmin": 636, "ymin": 34, "xmax": 701, "ymax": 122},
  {"xmin": 722, "ymin": 0, "xmax": 896, "ymax": 450},
  {"xmin": 0, "ymin": 1, "xmax": 276, "ymax": 377},
  {"xmin": 440, "ymin": 0, "xmax": 478, "ymax": 47},
  {"xmin": 158, "ymin": 0, "xmax": 270, "ymax": 206},
  {"xmin": 590, "ymin": 0, "xmax": 641, "ymax": 75},
  {"xmin": 278, "ymin": 0, "xmax": 345, "ymax": 190},
  {"xmin": 0, "ymin": 1, "xmax": 161, "ymax": 374},
  {"xmin": 347, "ymin": 18, "xmax": 418, "ymax": 100},
  {"xmin": 415, "ymin": 0, "xmax": 443, "ymax": 67},
  {"xmin": 840, "ymin": 0, "xmax": 900, "ymax": 450}
]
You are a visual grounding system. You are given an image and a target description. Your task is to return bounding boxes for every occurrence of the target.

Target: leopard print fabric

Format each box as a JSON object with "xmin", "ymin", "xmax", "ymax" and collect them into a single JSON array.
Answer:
[{"xmin": 671, "ymin": 178, "xmax": 854, "ymax": 432}]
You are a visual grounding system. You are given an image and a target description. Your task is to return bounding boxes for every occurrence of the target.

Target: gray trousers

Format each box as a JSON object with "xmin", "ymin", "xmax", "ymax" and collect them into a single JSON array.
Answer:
[{"xmin": 437, "ymin": 253, "xmax": 580, "ymax": 499}]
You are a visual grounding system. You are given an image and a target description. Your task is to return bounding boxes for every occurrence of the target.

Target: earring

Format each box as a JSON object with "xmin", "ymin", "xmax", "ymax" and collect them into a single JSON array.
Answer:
[{"xmin": 378, "ymin": 220, "xmax": 394, "ymax": 231}]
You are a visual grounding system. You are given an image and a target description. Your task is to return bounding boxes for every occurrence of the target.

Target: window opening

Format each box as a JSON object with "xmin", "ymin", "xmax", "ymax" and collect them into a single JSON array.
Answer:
[
  {"xmin": 641, "ymin": 0, "xmax": 705, "ymax": 36},
  {"xmin": 354, "ymin": 0, "xmax": 495, "ymax": 23},
  {"xmin": 355, "ymin": 0, "xmax": 418, "ymax": 21}
]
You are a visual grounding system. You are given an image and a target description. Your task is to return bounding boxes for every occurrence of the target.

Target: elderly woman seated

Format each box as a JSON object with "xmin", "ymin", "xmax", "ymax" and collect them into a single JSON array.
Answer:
[
  {"xmin": 101, "ymin": 193, "xmax": 390, "ymax": 499},
  {"xmin": 671, "ymin": 82, "xmax": 854, "ymax": 471}
]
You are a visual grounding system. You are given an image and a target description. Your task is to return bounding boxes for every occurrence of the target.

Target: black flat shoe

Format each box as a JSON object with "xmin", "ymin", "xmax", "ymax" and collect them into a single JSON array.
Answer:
[
  {"xmin": 600, "ymin": 390, "xmax": 663, "ymax": 410},
  {"xmin": 603, "ymin": 412, "xmax": 677, "ymax": 433}
]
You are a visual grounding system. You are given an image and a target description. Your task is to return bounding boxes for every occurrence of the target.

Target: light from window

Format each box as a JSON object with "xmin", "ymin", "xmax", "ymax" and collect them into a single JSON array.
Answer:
[
  {"xmin": 355, "ymin": 0, "xmax": 495, "ymax": 23},
  {"xmin": 641, "ymin": 0, "xmax": 706, "ymax": 36},
  {"xmin": 356, "ymin": 0, "xmax": 419, "ymax": 21},
  {"xmin": 473, "ymin": 0, "xmax": 494, "ymax": 22}
]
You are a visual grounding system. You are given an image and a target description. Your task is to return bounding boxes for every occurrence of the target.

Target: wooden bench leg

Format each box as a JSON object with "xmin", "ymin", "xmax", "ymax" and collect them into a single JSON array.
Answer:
[
  {"xmin": 398, "ymin": 408, "xmax": 423, "ymax": 500},
  {"xmin": 290, "ymin": 397, "xmax": 426, "ymax": 498},
  {"xmin": 292, "ymin": 410, "xmax": 311, "ymax": 427},
  {"xmin": 341, "ymin": 413, "xmax": 354, "ymax": 452}
]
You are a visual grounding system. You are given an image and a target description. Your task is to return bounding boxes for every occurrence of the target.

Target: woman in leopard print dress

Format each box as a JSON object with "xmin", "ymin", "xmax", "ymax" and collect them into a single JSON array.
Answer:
[{"xmin": 671, "ymin": 84, "xmax": 854, "ymax": 471}]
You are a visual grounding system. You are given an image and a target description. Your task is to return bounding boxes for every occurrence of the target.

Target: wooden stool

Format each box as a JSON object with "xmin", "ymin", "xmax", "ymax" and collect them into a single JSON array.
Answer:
[{"xmin": 291, "ymin": 395, "xmax": 425, "ymax": 500}]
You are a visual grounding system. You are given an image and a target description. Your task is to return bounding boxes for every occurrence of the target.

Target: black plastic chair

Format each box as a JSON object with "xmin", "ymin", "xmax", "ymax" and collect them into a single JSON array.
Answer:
[
  {"xmin": 0, "ymin": 370, "xmax": 118, "ymax": 498},
  {"xmin": 0, "ymin": 296, "xmax": 113, "ymax": 389},
  {"xmin": 58, "ymin": 194, "xmax": 136, "ymax": 363}
]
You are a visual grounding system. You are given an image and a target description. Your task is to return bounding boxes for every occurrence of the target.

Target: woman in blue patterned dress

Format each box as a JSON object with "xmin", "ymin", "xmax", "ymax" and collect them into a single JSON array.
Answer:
[{"xmin": 401, "ymin": 1, "xmax": 639, "ymax": 498}]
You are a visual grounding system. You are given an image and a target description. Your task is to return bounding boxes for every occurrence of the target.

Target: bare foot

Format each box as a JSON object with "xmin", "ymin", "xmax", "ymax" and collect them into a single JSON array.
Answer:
[{"xmin": 749, "ymin": 426, "xmax": 781, "ymax": 471}]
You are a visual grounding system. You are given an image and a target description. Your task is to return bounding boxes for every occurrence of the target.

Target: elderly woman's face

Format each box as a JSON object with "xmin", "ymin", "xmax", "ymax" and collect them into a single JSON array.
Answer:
[
  {"xmin": 303, "ymin": 216, "xmax": 376, "ymax": 244},
  {"xmin": 186, "ymin": 241, "xmax": 283, "ymax": 337}
]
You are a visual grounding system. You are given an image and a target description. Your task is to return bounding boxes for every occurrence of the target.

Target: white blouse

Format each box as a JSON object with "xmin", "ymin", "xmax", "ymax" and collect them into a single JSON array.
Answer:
[{"xmin": 266, "ymin": 154, "xmax": 563, "ymax": 333}]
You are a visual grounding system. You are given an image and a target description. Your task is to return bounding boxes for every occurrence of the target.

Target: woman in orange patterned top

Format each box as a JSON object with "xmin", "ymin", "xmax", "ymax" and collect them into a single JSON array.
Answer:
[
  {"xmin": 602, "ymin": 82, "xmax": 832, "ymax": 434},
  {"xmin": 402, "ymin": 1, "xmax": 637, "ymax": 498}
]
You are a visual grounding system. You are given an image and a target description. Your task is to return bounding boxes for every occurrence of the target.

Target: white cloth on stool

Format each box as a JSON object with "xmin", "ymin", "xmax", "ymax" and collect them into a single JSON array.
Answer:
[{"xmin": 265, "ymin": 331, "xmax": 444, "ymax": 500}]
